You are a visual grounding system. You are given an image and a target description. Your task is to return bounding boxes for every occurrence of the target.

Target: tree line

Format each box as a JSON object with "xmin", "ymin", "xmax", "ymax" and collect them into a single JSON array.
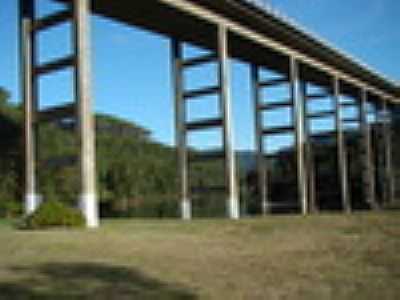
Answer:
[{"xmin": 0, "ymin": 86, "xmax": 398, "ymax": 218}]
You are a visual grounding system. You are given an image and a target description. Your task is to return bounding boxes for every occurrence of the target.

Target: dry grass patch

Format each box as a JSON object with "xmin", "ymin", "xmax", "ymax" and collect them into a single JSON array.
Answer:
[{"xmin": 0, "ymin": 212, "xmax": 399, "ymax": 299}]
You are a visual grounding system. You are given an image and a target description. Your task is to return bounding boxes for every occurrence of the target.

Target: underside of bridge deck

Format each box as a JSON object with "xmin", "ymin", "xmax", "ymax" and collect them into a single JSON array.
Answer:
[{"xmin": 54, "ymin": 0, "xmax": 400, "ymax": 100}]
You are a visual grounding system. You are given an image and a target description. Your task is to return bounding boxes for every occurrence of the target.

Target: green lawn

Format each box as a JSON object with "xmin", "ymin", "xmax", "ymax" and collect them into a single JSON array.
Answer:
[{"xmin": 0, "ymin": 212, "xmax": 399, "ymax": 299}]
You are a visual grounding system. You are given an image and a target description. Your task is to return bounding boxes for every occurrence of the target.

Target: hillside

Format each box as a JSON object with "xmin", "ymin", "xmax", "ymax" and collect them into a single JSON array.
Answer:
[
  {"xmin": 0, "ymin": 87, "xmax": 224, "ymax": 218},
  {"xmin": 0, "ymin": 86, "xmax": 399, "ymax": 218}
]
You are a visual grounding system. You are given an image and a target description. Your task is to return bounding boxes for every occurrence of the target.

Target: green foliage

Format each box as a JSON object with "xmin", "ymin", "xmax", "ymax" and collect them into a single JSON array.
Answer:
[
  {"xmin": 20, "ymin": 200, "xmax": 85, "ymax": 229},
  {"xmin": 0, "ymin": 84, "xmax": 399, "ymax": 218},
  {"xmin": 0, "ymin": 85, "xmax": 229, "ymax": 218},
  {"xmin": 0, "ymin": 200, "xmax": 22, "ymax": 219},
  {"xmin": 126, "ymin": 196, "xmax": 179, "ymax": 218},
  {"xmin": 0, "ymin": 88, "xmax": 23, "ymax": 215},
  {"xmin": 0, "ymin": 87, "xmax": 10, "ymax": 107}
]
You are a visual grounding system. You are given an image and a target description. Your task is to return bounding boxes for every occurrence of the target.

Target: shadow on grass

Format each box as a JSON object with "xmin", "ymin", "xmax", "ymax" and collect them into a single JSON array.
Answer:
[{"xmin": 0, "ymin": 262, "xmax": 197, "ymax": 299}]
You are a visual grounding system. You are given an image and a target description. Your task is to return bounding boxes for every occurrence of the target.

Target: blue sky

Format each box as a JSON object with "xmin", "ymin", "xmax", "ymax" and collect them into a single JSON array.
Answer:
[{"xmin": 0, "ymin": 0, "xmax": 399, "ymax": 152}]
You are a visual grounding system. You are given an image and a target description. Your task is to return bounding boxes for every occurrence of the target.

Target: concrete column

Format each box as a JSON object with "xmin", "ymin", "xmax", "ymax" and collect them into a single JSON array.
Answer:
[
  {"xmin": 251, "ymin": 65, "xmax": 269, "ymax": 215},
  {"xmin": 333, "ymin": 77, "xmax": 351, "ymax": 212},
  {"xmin": 20, "ymin": 0, "xmax": 41, "ymax": 214},
  {"xmin": 171, "ymin": 39, "xmax": 191, "ymax": 220},
  {"xmin": 374, "ymin": 102, "xmax": 384, "ymax": 204},
  {"xmin": 73, "ymin": 0, "xmax": 98, "ymax": 227},
  {"xmin": 383, "ymin": 100, "xmax": 395, "ymax": 204},
  {"xmin": 301, "ymin": 82, "xmax": 317, "ymax": 213},
  {"xmin": 360, "ymin": 89, "xmax": 378, "ymax": 209},
  {"xmin": 218, "ymin": 25, "xmax": 240, "ymax": 219},
  {"xmin": 290, "ymin": 57, "xmax": 308, "ymax": 215}
]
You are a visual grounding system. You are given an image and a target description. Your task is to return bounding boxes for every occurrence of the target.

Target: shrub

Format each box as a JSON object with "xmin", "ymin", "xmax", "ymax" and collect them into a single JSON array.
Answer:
[
  {"xmin": 126, "ymin": 197, "xmax": 179, "ymax": 218},
  {"xmin": 19, "ymin": 200, "xmax": 85, "ymax": 230},
  {"xmin": 0, "ymin": 200, "xmax": 22, "ymax": 219}
]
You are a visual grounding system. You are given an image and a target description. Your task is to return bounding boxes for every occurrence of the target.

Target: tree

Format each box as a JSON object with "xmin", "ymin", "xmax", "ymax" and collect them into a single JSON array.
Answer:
[{"xmin": 0, "ymin": 87, "xmax": 10, "ymax": 106}]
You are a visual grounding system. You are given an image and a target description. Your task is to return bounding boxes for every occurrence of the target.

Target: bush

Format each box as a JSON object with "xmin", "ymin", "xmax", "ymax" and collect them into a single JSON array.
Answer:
[
  {"xmin": 19, "ymin": 200, "xmax": 85, "ymax": 229},
  {"xmin": 0, "ymin": 200, "xmax": 22, "ymax": 219},
  {"xmin": 126, "ymin": 197, "xmax": 179, "ymax": 218}
]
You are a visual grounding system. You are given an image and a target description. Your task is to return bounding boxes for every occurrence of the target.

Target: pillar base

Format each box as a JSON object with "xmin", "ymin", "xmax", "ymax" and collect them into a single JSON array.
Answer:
[
  {"xmin": 79, "ymin": 193, "xmax": 99, "ymax": 228},
  {"xmin": 228, "ymin": 196, "xmax": 240, "ymax": 220},
  {"xmin": 343, "ymin": 203, "xmax": 352, "ymax": 214},
  {"xmin": 24, "ymin": 193, "xmax": 42, "ymax": 215},
  {"xmin": 181, "ymin": 199, "xmax": 192, "ymax": 220},
  {"xmin": 261, "ymin": 201, "xmax": 269, "ymax": 215}
]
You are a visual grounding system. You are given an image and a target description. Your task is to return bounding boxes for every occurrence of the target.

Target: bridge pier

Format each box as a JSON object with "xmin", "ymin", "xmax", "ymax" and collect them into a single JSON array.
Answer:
[
  {"xmin": 73, "ymin": 0, "xmax": 99, "ymax": 228},
  {"xmin": 301, "ymin": 75, "xmax": 353, "ymax": 213},
  {"xmin": 252, "ymin": 58, "xmax": 309, "ymax": 215},
  {"xmin": 383, "ymin": 100, "xmax": 395, "ymax": 205},
  {"xmin": 359, "ymin": 89, "xmax": 378, "ymax": 209},
  {"xmin": 20, "ymin": 0, "xmax": 41, "ymax": 214},
  {"xmin": 251, "ymin": 65, "xmax": 269, "ymax": 214},
  {"xmin": 171, "ymin": 25, "xmax": 239, "ymax": 220},
  {"xmin": 334, "ymin": 77, "xmax": 351, "ymax": 212},
  {"xmin": 218, "ymin": 25, "xmax": 240, "ymax": 220},
  {"xmin": 20, "ymin": 0, "xmax": 98, "ymax": 227},
  {"xmin": 171, "ymin": 40, "xmax": 191, "ymax": 220},
  {"xmin": 291, "ymin": 59, "xmax": 308, "ymax": 215}
]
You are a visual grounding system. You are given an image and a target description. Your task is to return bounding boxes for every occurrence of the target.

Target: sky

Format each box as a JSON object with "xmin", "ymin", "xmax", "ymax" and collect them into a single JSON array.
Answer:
[{"xmin": 0, "ymin": 0, "xmax": 399, "ymax": 152}]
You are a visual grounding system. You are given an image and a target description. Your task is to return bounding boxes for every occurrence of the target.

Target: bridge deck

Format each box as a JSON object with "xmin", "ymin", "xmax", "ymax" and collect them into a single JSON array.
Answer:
[{"xmin": 56, "ymin": 0, "xmax": 399, "ymax": 101}]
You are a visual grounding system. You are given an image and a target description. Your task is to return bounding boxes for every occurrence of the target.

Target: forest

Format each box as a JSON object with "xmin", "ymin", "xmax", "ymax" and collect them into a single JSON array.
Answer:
[
  {"xmin": 0, "ymin": 86, "xmax": 228, "ymax": 218},
  {"xmin": 0, "ymin": 86, "xmax": 398, "ymax": 219}
]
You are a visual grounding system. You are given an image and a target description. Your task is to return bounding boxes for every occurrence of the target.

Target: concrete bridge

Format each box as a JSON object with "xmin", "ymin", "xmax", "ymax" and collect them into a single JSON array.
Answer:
[{"xmin": 19, "ymin": 0, "xmax": 400, "ymax": 227}]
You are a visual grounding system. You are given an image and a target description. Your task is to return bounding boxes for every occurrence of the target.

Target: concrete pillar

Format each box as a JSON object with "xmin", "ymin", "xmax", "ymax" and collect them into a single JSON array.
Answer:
[
  {"xmin": 290, "ymin": 57, "xmax": 308, "ymax": 215},
  {"xmin": 301, "ymin": 82, "xmax": 317, "ymax": 213},
  {"xmin": 20, "ymin": 0, "xmax": 41, "ymax": 214},
  {"xmin": 374, "ymin": 102, "xmax": 384, "ymax": 204},
  {"xmin": 171, "ymin": 39, "xmax": 191, "ymax": 220},
  {"xmin": 360, "ymin": 89, "xmax": 378, "ymax": 209},
  {"xmin": 251, "ymin": 65, "xmax": 269, "ymax": 215},
  {"xmin": 333, "ymin": 77, "xmax": 351, "ymax": 212},
  {"xmin": 73, "ymin": 0, "xmax": 98, "ymax": 227},
  {"xmin": 218, "ymin": 25, "xmax": 240, "ymax": 219},
  {"xmin": 383, "ymin": 100, "xmax": 395, "ymax": 204}
]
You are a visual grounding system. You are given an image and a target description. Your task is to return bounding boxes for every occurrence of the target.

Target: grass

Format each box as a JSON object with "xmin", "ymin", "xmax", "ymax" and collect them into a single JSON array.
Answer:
[{"xmin": 0, "ymin": 212, "xmax": 399, "ymax": 299}]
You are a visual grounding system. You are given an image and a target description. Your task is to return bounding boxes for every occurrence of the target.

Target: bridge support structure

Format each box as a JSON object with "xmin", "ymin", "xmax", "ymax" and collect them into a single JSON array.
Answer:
[
  {"xmin": 19, "ymin": 0, "xmax": 98, "ymax": 227},
  {"xmin": 18, "ymin": 0, "xmax": 399, "ymax": 226},
  {"xmin": 383, "ymin": 101, "xmax": 395, "ymax": 205},
  {"xmin": 334, "ymin": 78, "xmax": 352, "ymax": 213},
  {"xmin": 171, "ymin": 24, "xmax": 239, "ymax": 220},
  {"xmin": 251, "ymin": 65, "xmax": 268, "ymax": 214},
  {"xmin": 359, "ymin": 90, "xmax": 379, "ymax": 210},
  {"xmin": 301, "ymin": 75, "xmax": 352, "ymax": 213},
  {"xmin": 252, "ymin": 61, "xmax": 397, "ymax": 214},
  {"xmin": 251, "ymin": 58, "xmax": 308, "ymax": 215},
  {"xmin": 302, "ymin": 79, "xmax": 337, "ymax": 212},
  {"xmin": 20, "ymin": 0, "xmax": 39, "ymax": 214}
]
